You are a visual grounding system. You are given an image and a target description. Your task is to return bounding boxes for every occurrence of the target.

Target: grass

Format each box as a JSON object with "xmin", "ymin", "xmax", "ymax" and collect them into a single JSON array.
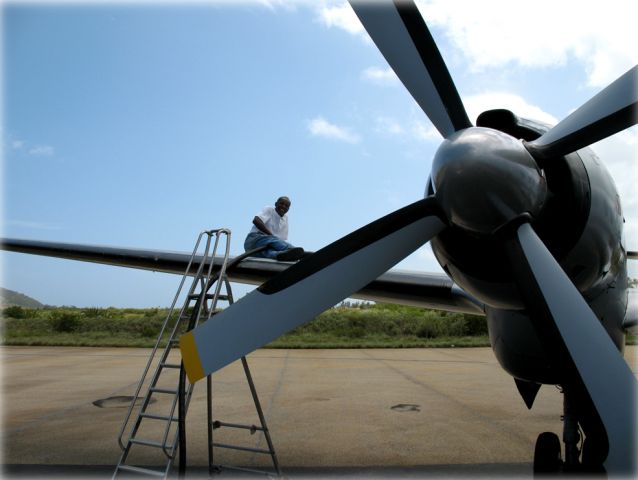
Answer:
[
  {"xmin": 1, "ymin": 304, "xmax": 490, "ymax": 348},
  {"xmin": 1, "ymin": 304, "xmax": 634, "ymax": 348}
]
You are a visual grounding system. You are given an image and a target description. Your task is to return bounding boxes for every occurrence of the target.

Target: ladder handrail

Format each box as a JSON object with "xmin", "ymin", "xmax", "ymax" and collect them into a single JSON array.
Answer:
[
  {"xmin": 116, "ymin": 230, "xmax": 217, "ymax": 451},
  {"xmin": 203, "ymin": 229, "xmax": 232, "ymax": 321},
  {"xmin": 160, "ymin": 230, "xmax": 232, "ymax": 458},
  {"xmin": 156, "ymin": 233, "xmax": 215, "ymax": 459}
]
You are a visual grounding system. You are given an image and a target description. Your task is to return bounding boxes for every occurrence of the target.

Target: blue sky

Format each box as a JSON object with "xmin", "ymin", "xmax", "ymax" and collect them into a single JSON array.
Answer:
[{"xmin": 2, "ymin": 0, "xmax": 637, "ymax": 307}]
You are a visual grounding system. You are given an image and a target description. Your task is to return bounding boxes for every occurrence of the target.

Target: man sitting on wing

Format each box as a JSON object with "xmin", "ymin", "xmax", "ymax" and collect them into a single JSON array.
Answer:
[{"xmin": 244, "ymin": 196, "xmax": 306, "ymax": 261}]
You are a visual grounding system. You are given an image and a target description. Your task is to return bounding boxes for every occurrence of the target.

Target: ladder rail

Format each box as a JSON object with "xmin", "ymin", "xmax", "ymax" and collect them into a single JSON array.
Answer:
[
  {"xmin": 156, "ymin": 376, "xmax": 195, "ymax": 459},
  {"xmin": 164, "ymin": 231, "xmax": 232, "ymax": 460},
  {"xmin": 208, "ymin": 356, "xmax": 281, "ymax": 477},
  {"xmin": 114, "ymin": 228, "xmax": 277, "ymax": 479},
  {"xmin": 203, "ymin": 229, "xmax": 232, "ymax": 321},
  {"xmin": 207, "ymin": 248, "xmax": 282, "ymax": 477},
  {"xmin": 201, "ymin": 231, "xmax": 224, "ymax": 318},
  {"xmin": 241, "ymin": 355, "xmax": 282, "ymax": 475},
  {"xmin": 116, "ymin": 230, "xmax": 212, "ymax": 450},
  {"xmin": 128, "ymin": 232, "xmax": 217, "ymax": 459}
]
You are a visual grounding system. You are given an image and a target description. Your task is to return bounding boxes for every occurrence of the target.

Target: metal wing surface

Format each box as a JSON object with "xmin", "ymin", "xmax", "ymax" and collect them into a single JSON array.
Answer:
[{"xmin": 0, "ymin": 238, "xmax": 484, "ymax": 315}]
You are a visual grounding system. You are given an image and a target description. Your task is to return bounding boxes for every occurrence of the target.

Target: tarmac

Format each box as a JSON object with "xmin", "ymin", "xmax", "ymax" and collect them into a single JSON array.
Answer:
[{"xmin": 2, "ymin": 346, "xmax": 637, "ymax": 479}]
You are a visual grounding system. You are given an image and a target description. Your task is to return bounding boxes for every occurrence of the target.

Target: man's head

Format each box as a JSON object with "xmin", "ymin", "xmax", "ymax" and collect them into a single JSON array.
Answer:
[{"xmin": 275, "ymin": 196, "xmax": 291, "ymax": 217}]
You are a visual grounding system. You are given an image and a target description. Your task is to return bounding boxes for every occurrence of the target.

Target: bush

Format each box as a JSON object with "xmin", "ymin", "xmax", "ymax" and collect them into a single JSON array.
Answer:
[
  {"xmin": 416, "ymin": 322, "xmax": 438, "ymax": 338},
  {"xmin": 464, "ymin": 315, "xmax": 488, "ymax": 336},
  {"xmin": 83, "ymin": 307, "xmax": 101, "ymax": 318},
  {"xmin": 3, "ymin": 306, "xmax": 28, "ymax": 319},
  {"xmin": 50, "ymin": 311, "xmax": 82, "ymax": 333},
  {"xmin": 141, "ymin": 324, "xmax": 159, "ymax": 338}
]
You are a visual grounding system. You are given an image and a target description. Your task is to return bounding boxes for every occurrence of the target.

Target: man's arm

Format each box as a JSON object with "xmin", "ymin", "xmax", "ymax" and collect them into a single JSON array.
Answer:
[{"xmin": 253, "ymin": 216, "xmax": 273, "ymax": 236}]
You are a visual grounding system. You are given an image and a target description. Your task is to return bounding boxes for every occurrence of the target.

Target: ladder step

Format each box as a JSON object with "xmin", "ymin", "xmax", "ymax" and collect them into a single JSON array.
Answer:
[
  {"xmin": 149, "ymin": 387, "xmax": 178, "ymax": 395},
  {"xmin": 187, "ymin": 293, "xmax": 229, "ymax": 301},
  {"xmin": 212, "ymin": 442, "xmax": 272, "ymax": 455},
  {"xmin": 140, "ymin": 412, "xmax": 178, "ymax": 422},
  {"xmin": 130, "ymin": 438, "xmax": 173, "ymax": 449},
  {"xmin": 117, "ymin": 464, "xmax": 166, "ymax": 477},
  {"xmin": 214, "ymin": 464, "xmax": 274, "ymax": 476},
  {"xmin": 161, "ymin": 362, "xmax": 181, "ymax": 369},
  {"xmin": 212, "ymin": 420, "xmax": 265, "ymax": 433},
  {"xmin": 187, "ymin": 293, "xmax": 212, "ymax": 300}
]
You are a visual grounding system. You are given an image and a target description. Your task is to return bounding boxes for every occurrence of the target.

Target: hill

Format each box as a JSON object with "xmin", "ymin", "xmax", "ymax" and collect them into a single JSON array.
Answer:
[{"xmin": 0, "ymin": 288, "xmax": 44, "ymax": 308}]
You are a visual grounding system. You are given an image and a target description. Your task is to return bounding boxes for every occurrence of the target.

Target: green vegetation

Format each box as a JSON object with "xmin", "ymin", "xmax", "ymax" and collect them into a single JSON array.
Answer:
[
  {"xmin": 1, "ymin": 306, "xmax": 175, "ymax": 347},
  {"xmin": 1, "ymin": 304, "xmax": 491, "ymax": 348},
  {"xmin": 2, "ymin": 303, "xmax": 634, "ymax": 348},
  {"xmin": 268, "ymin": 303, "xmax": 490, "ymax": 348}
]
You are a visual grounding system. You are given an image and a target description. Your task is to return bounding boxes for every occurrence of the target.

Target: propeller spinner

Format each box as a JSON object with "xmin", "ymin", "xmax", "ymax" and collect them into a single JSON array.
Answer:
[{"xmin": 431, "ymin": 127, "xmax": 547, "ymax": 235}]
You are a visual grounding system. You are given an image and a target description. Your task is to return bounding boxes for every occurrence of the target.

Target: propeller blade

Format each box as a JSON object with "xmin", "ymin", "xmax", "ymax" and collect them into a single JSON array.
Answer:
[
  {"xmin": 506, "ymin": 222, "xmax": 636, "ymax": 473},
  {"xmin": 350, "ymin": 0, "xmax": 471, "ymax": 138},
  {"xmin": 180, "ymin": 198, "xmax": 446, "ymax": 383},
  {"xmin": 525, "ymin": 66, "xmax": 638, "ymax": 161}
]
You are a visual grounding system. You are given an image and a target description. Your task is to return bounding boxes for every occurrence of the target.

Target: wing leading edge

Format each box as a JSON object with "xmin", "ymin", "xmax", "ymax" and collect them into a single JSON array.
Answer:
[{"xmin": 1, "ymin": 237, "xmax": 484, "ymax": 315}]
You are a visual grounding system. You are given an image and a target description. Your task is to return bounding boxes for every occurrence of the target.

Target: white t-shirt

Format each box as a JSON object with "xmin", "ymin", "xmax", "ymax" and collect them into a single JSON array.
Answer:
[{"xmin": 250, "ymin": 205, "xmax": 289, "ymax": 240}]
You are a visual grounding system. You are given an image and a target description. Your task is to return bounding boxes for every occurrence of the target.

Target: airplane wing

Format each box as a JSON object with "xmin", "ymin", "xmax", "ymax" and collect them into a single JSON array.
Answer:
[{"xmin": 0, "ymin": 237, "xmax": 484, "ymax": 315}]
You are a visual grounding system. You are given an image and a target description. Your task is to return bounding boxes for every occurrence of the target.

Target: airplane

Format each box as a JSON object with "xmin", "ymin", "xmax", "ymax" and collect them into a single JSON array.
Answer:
[{"xmin": 2, "ymin": 0, "xmax": 637, "ymax": 476}]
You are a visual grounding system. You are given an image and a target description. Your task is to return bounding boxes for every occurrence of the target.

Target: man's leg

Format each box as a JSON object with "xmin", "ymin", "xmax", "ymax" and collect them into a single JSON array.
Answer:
[
  {"xmin": 245, "ymin": 233, "xmax": 293, "ymax": 259},
  {"xmin": 245, "ymin": 233, "xmax": 305, "ymax": 260},
  {"xmin": 265, "ymin": 238, "xmax": 306, "ymax": 261}
]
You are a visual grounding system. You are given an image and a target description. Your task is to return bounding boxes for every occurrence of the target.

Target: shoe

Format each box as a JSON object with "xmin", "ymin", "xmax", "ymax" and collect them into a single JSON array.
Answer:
[{"xmin": 276, "ymin": 247, "xmax": 305, "ymax": 262}]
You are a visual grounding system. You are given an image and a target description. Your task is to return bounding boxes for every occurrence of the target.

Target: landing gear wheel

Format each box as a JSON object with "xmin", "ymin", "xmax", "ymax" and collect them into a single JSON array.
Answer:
[
  {"xmin": 534, "ymin": 432, "xmax": 562, "ymax": 474},
  {"xmin": 581, "ymin": 437, "xmax": 606, "ymax": 474}
]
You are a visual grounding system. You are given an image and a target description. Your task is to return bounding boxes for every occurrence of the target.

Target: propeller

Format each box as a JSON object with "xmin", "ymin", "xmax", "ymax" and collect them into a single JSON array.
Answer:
[
  {"xmin": 181, "ymin": 0, "xmax": 637, "ymax": 471},
  {"xmin": 349, "ymin": 0, "xmax": 471, "ymax": 138},
  {"xmin": 181, "ymin": 198, "xmax": 446, "ymax": 381},
  {"xmin": 525, "ymin": 65, "xmax": 638, "ymax": 161},
  {"xmin": 504, "ymin": 221, "xmax": 636, "ymax": 473}
]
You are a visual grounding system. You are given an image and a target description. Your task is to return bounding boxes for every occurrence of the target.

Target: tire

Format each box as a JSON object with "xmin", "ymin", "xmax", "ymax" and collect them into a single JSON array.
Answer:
[
  {"xmin": 534, "ymin": 432, "xmax": 562, "ymax": 474},
  {"xmin": 581, "ymin": 437, "xmax": 606, "ymax": 473}
]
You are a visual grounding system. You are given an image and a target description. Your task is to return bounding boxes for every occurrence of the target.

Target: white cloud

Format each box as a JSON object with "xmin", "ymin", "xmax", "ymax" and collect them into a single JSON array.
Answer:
[
  {"xmin": 411, "ymin": 120, "xmax": 439, "ymax": 142},
  {"xmin": 416, "ymin": 0, "xmax": 637, "ymax": 87},
  {"xmin": 12, "ymin": 140, "xmax": 24, "ymax": 150},
  {"xmin": 255, "ymin": 0, "xmax": 295, "ymax": 10},
  {"xmin": 361, "ymin": 66, "xmax": 399, "ymax": 86},
  {"xmin": 308, "ymin": 116, "xmax": 360, "ymax": 143},
  {"xmin": 374, "ymin": 116, "xmax": 404, "ymax": 136},
  {"xmin": 371, "ymin": 92, "xmax": 559, "ymax": 146},
  {"xmin": 316, "ymin": 2, "xmax": 363, "ymax": 35},
  {"xmin": 28, "ymin": 145, "xmax": 55, "ymax": 156}
]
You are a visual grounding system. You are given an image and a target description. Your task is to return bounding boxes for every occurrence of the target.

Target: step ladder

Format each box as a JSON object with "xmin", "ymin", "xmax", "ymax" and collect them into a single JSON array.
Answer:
[
  {"xmin": 199, "ymin": 245, "xmax": 281, "ymax": 477},
  {"xmin": 113, "ymin": 229, "xmax": 234, "ymax": 478},
  {"xmin": 113, "ymin": 231, "xmax": 281, "ymax": 478},
  {"xmin": 206, "ymin": 303, "xmax": 282, "ymax": 477}
]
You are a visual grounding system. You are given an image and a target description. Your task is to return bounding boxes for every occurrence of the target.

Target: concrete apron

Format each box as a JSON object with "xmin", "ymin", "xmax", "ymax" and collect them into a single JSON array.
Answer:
[{"xmin": 2, "ymin": 346, "xmax": 637, "ymax": 477}]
